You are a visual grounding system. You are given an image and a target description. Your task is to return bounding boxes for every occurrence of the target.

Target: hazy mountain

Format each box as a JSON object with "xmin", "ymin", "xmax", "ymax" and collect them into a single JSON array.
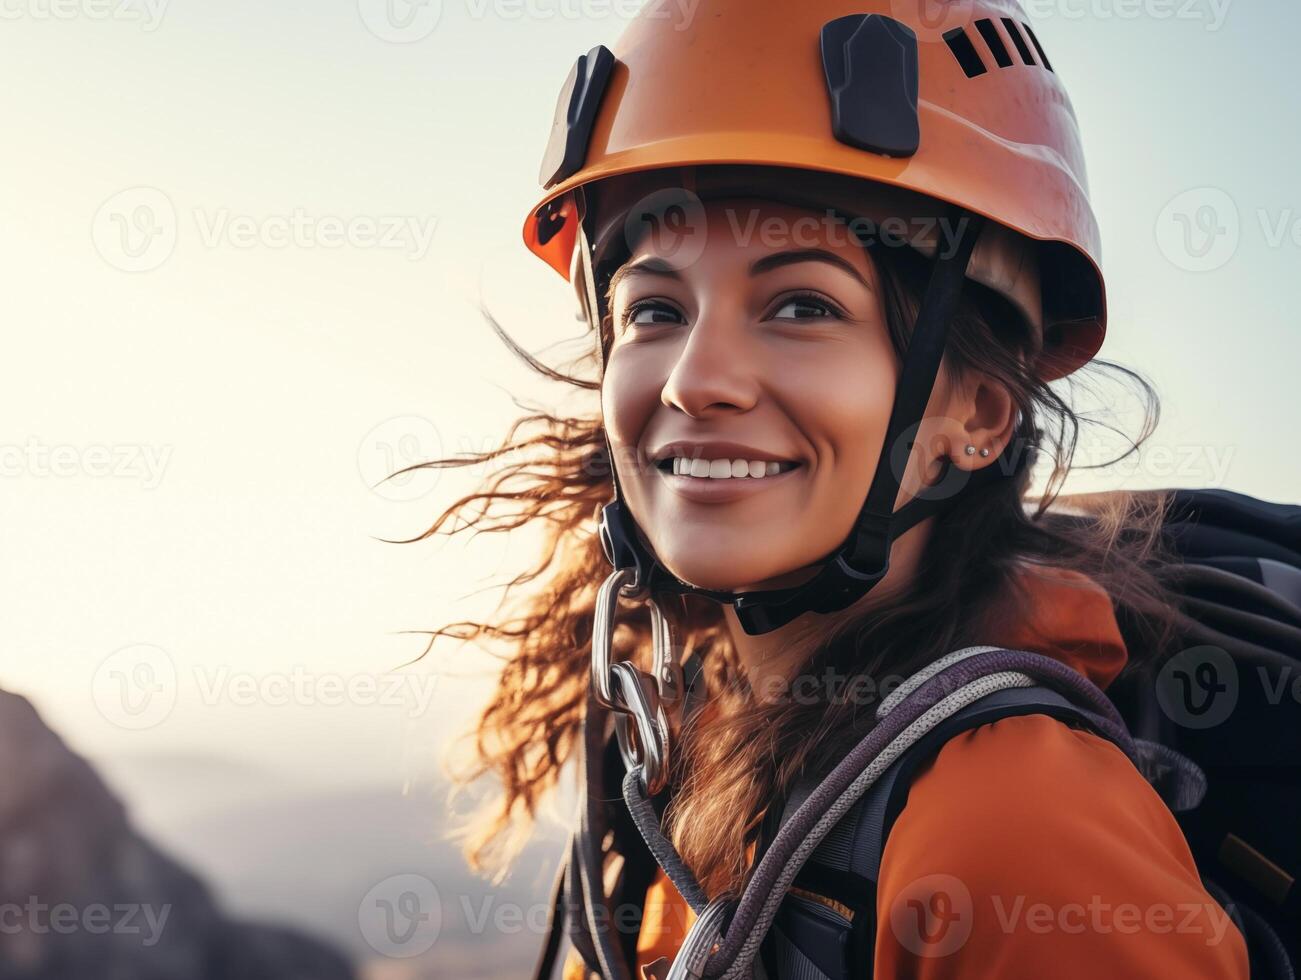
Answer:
[
  {"xmin": 0, "ymin": 688, "xmax": 354, "ymax": 979},
  {"xmin": 92, "ymin": 745, "xmax": 567, "ymax": 977}
]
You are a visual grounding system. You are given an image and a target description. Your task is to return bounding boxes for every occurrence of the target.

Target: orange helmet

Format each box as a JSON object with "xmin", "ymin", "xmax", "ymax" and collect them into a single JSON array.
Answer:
[
  {"xmin": 523, "ymin": 0, "xmax": 1104, "ymax": 381},
  {"xmin": 522, "ymin": 0, "xmax": 1107, "ymax": 635}
]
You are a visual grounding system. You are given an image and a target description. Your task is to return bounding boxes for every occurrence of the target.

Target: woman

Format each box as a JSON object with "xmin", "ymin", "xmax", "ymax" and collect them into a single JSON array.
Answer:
[{"xmin": 427, "ymin": 2, "xmax": 1251, "ymax": 976}]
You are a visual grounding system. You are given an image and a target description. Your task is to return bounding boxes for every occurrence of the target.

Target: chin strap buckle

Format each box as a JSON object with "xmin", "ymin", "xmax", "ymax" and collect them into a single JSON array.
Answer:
[
  {"xmin": 840, "ymin": 507, "xmax": 893, "ymax": 577},
  {"xmin": 597, "ymin": 500, "xmax": 655, "ymax": 598}
]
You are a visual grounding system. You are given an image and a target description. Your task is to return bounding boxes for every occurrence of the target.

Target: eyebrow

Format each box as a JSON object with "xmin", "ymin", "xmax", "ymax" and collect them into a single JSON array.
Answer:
[
  {"xmin": 749, "ymin": 248, "xmax": 872, "ymax": 290},
  {"xmin": 606, "ymin": 247, "xmax": 873, "ymax": 301}
]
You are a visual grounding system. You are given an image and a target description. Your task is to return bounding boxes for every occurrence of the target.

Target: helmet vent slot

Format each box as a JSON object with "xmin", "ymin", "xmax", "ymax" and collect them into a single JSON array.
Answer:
[
  {"xmin": 975, "ymin": 18, "xmax": 1014, "ymax": 68},
  {"xmin": 942, "ymin": 26, "xmax": 988, "ymax": 78},
  {"xmin": 1001, "ymin": 17, "xmax": 1038, "ymax": 67},
  {"xmin": 945, "ymin": 20, "xmax": 1057, "ymax": 76},
  {"xmin": 1021, "ymin": 22, "xmax": 1055, "ymax": 72}
]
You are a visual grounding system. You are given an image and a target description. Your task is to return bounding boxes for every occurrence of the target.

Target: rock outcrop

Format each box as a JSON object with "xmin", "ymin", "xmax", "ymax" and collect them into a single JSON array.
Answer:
[{"xmin": 0, "ymin": 689, "xmax": 355, "ymax": 980}]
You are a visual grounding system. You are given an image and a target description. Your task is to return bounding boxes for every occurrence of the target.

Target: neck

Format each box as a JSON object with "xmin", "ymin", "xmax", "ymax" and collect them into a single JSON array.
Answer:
[{"xmin": 720, "ymin": 517, "xmax": 935, "ymax": 699}]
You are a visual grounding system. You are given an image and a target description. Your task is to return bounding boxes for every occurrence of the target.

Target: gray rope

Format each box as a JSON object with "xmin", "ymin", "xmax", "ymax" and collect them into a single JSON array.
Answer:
[
  {"xmin": 876, "ymin": 644, "xmax": 1002, "ymax": 718},
  {"xmin": 880, "ymin": 645, "xmax": 1135, "ymax": 754},
  {"xmin": 588, "ymin": 647, "xmax": 1137, "ymax": 979},
  {"xmin": 1132, "ymin": 738, "xmax": 1208, "ymax": 812},
  {"xmin": 716, "ymin": 670, "xmax": 1035, "ymax": 979},
  {"xmin": 618, "ymin": 645, "xmax": 1006, "ymax": 935},
  {"xmin": 664, "ymin": 898, "xmax": 733, "ymax": 980},
  {"xmin": 623, "ymin": 766, "xmax": 711, "ymax": 913},
  {"xmin": 702, "ymin": 647, "xmax": 1137, "ymax": 976},
  {"xmin": 658, "ymin": 668, "xmax": 1036, "ymax": 980}
]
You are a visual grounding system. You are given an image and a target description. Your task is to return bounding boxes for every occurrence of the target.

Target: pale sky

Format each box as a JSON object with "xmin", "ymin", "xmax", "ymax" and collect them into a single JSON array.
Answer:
[{"xmin": 0, "ymin": 0, "xmax": 1296, "ymax": 792}]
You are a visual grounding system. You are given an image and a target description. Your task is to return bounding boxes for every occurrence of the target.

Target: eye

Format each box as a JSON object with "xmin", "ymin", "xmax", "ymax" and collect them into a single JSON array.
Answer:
[
  {"xmin": 622, "ymin": 300, "xmax": 684, "ymax": 327},
  {"xmin": 768, "ymin": 292, "xmax": 845, "ymax": 322}
]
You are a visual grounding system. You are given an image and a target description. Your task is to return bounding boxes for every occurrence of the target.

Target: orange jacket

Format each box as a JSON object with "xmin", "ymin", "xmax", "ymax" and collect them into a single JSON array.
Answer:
[{"xmin": 567, "ymin": 566, "xmax": 1250, "ymax": 979}]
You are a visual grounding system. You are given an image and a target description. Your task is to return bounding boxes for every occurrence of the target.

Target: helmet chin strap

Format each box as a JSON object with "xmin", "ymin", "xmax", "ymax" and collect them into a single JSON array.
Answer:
[{"xmin": 581, "ymin": 196, "xmax": 1007, "ymax": 636}]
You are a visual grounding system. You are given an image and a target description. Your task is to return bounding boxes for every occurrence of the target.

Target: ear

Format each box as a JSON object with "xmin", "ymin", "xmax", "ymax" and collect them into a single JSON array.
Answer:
[{"xmin": 939, "ymin": 371, "xmax": 1017, "ymax": 473}]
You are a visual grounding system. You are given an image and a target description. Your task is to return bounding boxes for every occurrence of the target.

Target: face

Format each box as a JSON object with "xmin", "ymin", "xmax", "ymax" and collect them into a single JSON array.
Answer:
[{"xmin": 602, "ymin": 196, "xmax": 936, "ymax": 594}]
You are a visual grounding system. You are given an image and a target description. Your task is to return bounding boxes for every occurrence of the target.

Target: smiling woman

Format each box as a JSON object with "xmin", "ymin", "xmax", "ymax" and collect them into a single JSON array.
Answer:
[
  {"xmin": 413, "ymin": 171, "xmax": 1249, "ymax": 977},
  {"xmin": 409, "ymin": 1, "xmax": 1271, "ymax": 978}
]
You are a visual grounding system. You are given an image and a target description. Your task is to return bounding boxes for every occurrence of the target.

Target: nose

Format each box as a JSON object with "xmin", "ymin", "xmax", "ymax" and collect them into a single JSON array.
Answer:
[{"xmin": 660, "ymin": 303, "xmax": 761, "ymax": 417}]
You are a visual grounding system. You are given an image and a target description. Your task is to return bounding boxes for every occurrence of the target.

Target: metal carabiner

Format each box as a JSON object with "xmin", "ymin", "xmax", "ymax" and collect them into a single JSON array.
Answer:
[
  {"xmin": 591, "ymin": 567, "xmax": 636, "ymax": 710},
  {"xmin": 648, "ymin": 591, "xmax": 686, "ymax": 717},
  {"xmin": 590, "ymin": 568, "xmax": 688, "ymax": 794},
  {"xmin": 609, "ymin": 661, "xmax": 671, "ymax": 795}
]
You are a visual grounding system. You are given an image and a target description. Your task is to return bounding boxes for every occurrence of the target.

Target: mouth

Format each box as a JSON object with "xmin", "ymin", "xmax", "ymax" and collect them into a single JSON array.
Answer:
[
  {"xmin": 653, "ymin": 455, "xmax": 801, "ymax": 479},
  {"xmin": 646, "ymin": 440, "xmax": 805, "ymax": 503},
  {"xmin": 649, "ymin": 448, "xmax": 804, "ymax": 505}
]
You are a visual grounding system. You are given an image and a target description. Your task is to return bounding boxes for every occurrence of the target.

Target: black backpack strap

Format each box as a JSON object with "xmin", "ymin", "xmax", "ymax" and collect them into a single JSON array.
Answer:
[{"xmin": 762, "ymin": 684, "xmax": 1118, "ymax": 980}]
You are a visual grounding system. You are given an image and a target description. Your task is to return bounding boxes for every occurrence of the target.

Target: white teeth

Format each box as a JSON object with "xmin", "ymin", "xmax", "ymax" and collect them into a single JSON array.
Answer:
[{"xmin": 667, "ymin": 456, "xmax": 794, "ymax": 479}]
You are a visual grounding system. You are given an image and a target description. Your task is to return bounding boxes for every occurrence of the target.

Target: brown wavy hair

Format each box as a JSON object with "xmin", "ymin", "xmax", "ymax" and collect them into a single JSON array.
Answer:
[{"xmin": 404, "ymin": 229, "xmax": 1181, "ymax": 897}]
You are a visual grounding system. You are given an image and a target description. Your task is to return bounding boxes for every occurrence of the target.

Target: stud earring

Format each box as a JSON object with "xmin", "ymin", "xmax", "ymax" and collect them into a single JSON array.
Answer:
[
  {"xmin": 979, "ymin": 447, "xmax": 992, "ymax": 457},
  {"xmin": 964, "ymin": 445, "xmax": 976, "ymax": 456}
]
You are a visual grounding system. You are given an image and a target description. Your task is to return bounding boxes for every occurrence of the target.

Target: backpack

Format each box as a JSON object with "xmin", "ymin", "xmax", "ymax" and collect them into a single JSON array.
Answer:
[{"xmin": 760, "ymin": 489, "xmax": 1299, "ymax": 979}]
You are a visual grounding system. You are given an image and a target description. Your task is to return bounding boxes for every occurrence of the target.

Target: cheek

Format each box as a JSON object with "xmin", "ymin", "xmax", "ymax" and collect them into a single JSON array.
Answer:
[
  {"xmin": 601, "ymin": 345, "xmax": 666, "ymax": 465},
  {"xmin": 785, "ymin": 340, "xmax": 897, "ymax": 481}
]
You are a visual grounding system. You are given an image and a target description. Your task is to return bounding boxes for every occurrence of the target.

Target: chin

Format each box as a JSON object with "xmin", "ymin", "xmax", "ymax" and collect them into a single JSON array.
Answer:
[{"xmin": 656, "ymin": 553, "xmax": 786, "ymax": 594}]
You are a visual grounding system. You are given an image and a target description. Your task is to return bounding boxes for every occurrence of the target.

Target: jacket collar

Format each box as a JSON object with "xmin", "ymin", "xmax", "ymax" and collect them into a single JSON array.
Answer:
[{"xmin": 987, "ymin": 563, "xmax": 1128, "ymax": 690}]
